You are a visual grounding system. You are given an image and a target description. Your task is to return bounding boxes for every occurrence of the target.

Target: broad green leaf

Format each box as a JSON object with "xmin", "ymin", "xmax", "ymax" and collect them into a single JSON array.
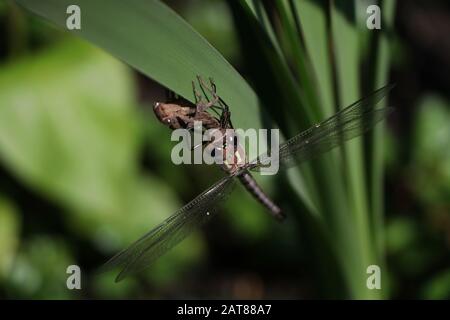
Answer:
[
  {"xmin": 182, "ymin": 0, "xmax": 239, "ymax": 62},
  {"xmin": 14, "ymin": 0, "xmax": 263, "ymax": 135}
]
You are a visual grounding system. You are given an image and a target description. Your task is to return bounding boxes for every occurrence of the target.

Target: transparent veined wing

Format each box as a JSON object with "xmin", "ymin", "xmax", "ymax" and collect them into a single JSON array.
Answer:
[
  {"xmin": 100, "ymin": 175, "xmax": 236, "ymax": 282},
  {"xmin": 251, "ymin": 84, "xmax": 394, "ymax": 172}
]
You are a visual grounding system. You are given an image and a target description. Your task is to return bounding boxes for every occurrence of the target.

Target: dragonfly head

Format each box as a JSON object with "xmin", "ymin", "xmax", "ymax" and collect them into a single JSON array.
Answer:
[{"xmin": 153, "ymin": 102, "xmax": 192, "ymax": 130}]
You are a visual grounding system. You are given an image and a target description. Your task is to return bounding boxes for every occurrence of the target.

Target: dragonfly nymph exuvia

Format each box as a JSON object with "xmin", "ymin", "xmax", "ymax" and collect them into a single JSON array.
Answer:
[{"xmin": 101, "ymin": 77, "xmax": 394, "ymax": 282}]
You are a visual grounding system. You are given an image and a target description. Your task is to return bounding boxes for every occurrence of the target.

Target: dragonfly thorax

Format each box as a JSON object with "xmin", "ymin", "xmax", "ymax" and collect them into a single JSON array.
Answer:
[{"xmin": 205, "ymin": 128, "xmax": 247, "ymax": 174}]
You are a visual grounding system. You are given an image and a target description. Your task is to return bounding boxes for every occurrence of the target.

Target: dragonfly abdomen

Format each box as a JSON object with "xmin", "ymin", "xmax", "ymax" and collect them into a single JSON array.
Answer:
[{"xmin": 238, "ymin": 171, "xmax": 285, "ymax": 220}]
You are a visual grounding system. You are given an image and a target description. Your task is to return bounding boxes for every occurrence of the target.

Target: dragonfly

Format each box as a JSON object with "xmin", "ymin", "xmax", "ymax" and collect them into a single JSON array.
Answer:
[
  {"xmin": 101, "ymin": 79, "xmax": 394, "ymax": 282},
  {"xmin": 154, "ymin": 76, "xmax": 285, "ymax": 220}
]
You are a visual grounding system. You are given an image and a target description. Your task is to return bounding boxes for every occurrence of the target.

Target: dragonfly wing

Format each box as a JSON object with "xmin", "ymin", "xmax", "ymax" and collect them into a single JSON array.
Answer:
[
  {"xmin": 251, "ymin": 84, "xmax": 394, "ymax": 172},
  {"xmin": 277, "ymin": 108, "xmax": 393, "ymax": 169},
  {"xmin": 100, "ymin": 175, "xmax": 236, "ymax": 282}
]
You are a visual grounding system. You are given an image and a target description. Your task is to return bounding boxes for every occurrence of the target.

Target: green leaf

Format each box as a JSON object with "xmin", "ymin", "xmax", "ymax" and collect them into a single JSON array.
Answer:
[
  {"xmin": 14, "ymin": 0, "xmax": 263, "ymax": 134},
  {"xmin": 363, "ymin": 0, "xmax": 396, "ymax": 277},
  {"xmin": 293, "ymin": 0, "xmax": 334, "ymax": 117},
  {"xmin": 330, "ymin": 0, "xmax": 374, "ymax": 297}
]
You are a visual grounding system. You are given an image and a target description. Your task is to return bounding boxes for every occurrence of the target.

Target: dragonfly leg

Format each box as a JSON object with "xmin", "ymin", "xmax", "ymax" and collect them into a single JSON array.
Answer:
[
  {"xmin": 196, "ymin": 75, "xmax": 219, "ymax": 113},
  {"xmin": 197, "ymin": 75, "xmax": 217, "ymax": 98},
  {"xmin": 192, "ymin": 80, "xmax": 204, "ymax": 105},
  {"xmin": 192, "ymin": 76, "xmax": 232, "ymax": 128}
]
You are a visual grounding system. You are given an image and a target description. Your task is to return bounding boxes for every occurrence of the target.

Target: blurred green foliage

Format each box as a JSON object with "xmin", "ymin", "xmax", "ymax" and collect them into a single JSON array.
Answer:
[
  {"xmin": 6, "ymin": 236, "xmax": 75, "ymax": 299},
  {"xmin": 0, "ymin": 37, "xmax": 207, "ymax": 297},
  {"xmin": 0, "ymin": 197, "xmax": 20, "ymax": 280},
  {"xmin": 384, "ymin": 94, "xmax": 450, "ymax": 299},
  {"xmin": 411, "ymin": 96, "xmax": 450, "ymax": 205}
]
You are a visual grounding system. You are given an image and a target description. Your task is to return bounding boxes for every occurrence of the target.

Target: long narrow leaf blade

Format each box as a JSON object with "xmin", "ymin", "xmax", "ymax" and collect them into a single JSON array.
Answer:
[{"xmin": 14, "ymin": 0, "xmax": 262, "ymax": 132}]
